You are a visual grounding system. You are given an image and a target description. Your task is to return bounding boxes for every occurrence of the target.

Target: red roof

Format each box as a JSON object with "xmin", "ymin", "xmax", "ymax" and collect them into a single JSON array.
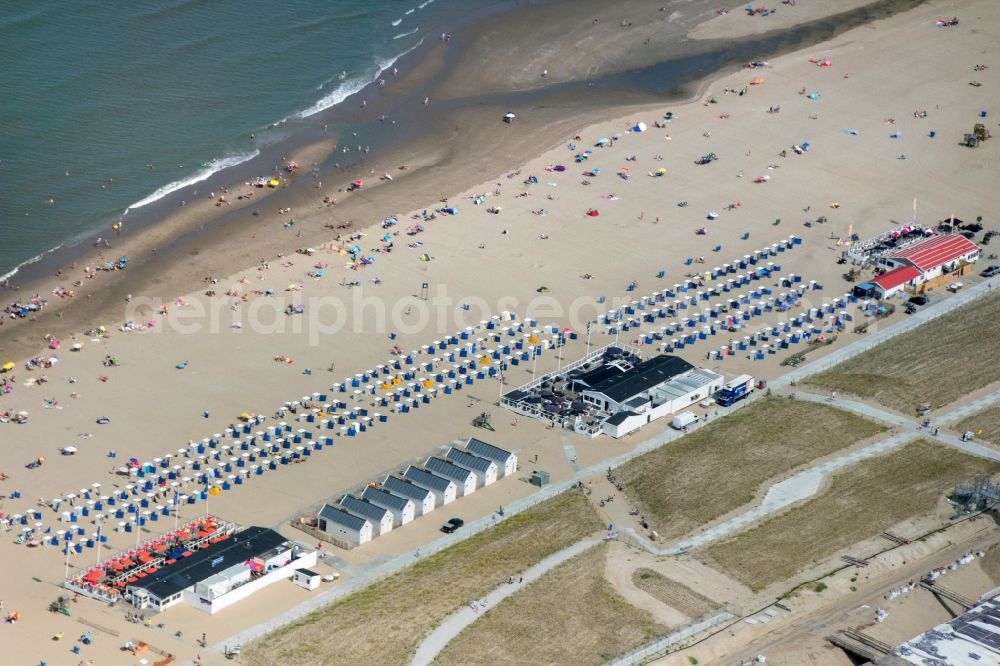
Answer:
[
  {"xmin": 872, "ymin": 265, "xmax": 921, "ymax": 292},
  {"xmin": 888, "ymin": 235, "xmax": 980, "ymax": 271}
]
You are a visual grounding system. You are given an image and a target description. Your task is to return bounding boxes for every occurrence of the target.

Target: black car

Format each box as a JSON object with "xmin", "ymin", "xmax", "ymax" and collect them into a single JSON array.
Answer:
[
  {"xmin": 440, "ymin": 517, "xmax": 464, "ymax": 533},
  {"xmin": 908, "ymin": 295, "xmax": 928, "ymax": 306},
  {"xmin": 981, "ymin": 265, "xmax": 1000, "ymax": 278}
]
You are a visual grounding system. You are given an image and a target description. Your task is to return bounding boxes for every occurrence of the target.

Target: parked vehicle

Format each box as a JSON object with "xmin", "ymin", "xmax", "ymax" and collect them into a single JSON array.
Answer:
[
  {"xmin": 716, "ymin": 374, "xmax": 755, "ymax": 407},
  {"xmin": 671, "ymin": 411, "xmax": 698, "ymax": 430},
  {"xmin": 908, "ymin": 294, "xmax": 928, "ymax": 306},
  {"xmin": 981, "ymin": 265, "xmax": 1000, "ymax": 278},
  {"xmin": 440, "ymin": 517, "xmax": 464, "ymax": 533}
]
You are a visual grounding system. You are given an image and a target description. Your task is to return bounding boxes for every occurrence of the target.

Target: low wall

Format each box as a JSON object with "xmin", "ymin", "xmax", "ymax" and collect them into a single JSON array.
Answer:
[
  {"xmin": 188, "ymin": 551, "xmax": 319, "ymax": 615},
  {"xmin": 292, "ymin": 521, "xmax": 359, "ymax": 551}
]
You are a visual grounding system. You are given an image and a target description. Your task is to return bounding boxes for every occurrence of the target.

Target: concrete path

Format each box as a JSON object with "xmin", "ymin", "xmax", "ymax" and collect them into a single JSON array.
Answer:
[
  {"xmin": 410, "ymin": 538, "xmax": 601, "ymax": 666},
  {"xmin": 625, "ymin": 388, "xmax": 1000, "ymax": 557},
  {"xmin": 791, "ymin": 391, "xmax": 915, "ymax": 427},
  {"xmin": 561, "ymin": 433, "xmax": 582, "ymax": 473},
  {"xmin": 932, "ymin": 388, "xmax": 1000, "ymax": 424},
  {"xmin": 663, "ymin": 430, "xmax": 917, "ymax": 555},
  {"xmin": 791, "ymin": 390, "xmax": 1000, "ymax": 462}
]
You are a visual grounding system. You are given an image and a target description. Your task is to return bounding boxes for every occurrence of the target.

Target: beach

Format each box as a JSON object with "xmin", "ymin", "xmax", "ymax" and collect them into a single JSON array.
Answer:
[{"xmin": 1, "ymin": 0, "xmax": 999, "ymax": 663}]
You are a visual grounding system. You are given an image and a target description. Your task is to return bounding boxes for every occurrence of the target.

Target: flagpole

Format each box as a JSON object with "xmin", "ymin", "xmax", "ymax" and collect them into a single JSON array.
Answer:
[
  {"xmin": 556, "ymin": 333, "xmax": 564, "ymax": 374},
  {"xmin": 95, "ymin": 515, "xmax": 103, "ymax": 567}
]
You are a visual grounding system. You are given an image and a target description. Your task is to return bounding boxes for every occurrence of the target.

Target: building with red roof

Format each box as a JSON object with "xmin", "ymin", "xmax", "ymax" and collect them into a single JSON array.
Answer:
[
  {"xmin": 860, "ymin": 234, "xmax": 981, "ymax": 299},
  {"xmin": 869, "ymin": 265, "xmax": 922, "ymax": 298},
  {"xmin": 879, "ymin": 234, "xmax": 981, "ymax": 277}
]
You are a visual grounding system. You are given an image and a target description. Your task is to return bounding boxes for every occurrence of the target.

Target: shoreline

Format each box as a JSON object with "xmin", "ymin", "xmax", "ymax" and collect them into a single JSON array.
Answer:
[{"xmin": 0, "ymin": 0, "xmax": 919, "ymax": 363}]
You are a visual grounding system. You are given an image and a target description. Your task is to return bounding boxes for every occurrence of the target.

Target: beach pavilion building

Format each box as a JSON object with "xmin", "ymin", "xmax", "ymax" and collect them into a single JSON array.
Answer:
[
  {"xmin": 445, "ymin": 448, "xmax": 498, "ymax": 487},
  {"xmin": 573, "ymin": 355, "xmax": 697, "ymax": 413},
  {"xmin": 424, "ymin": 457, "xmax": 477, "ymax": 497},
  {"xmin": 318, "ymin": 504, "xmax": 373, "ymax": 547},
  {"xmin": 124, "ymin": 526, "xmax": 317, "ymax": 614},
  {"xmin": 404, "ymin": 466, "xmax": 457, "ymax": 506},
  {"xmin": 340, "ymin": 494, "xmax": 393, "ymax": 536},
  {"xmin": 465, "ymin": 438, "xmax": 518, "ymax": 478},
  {"xmin": 383, "ymin": 475, "xmax": 436, "ymax": 516},
  {"xmin": 864, "ymin": 234, "xmax": 982, "ymax": 298},
  {"xmin": 361, "ymin": 485, "xmax": 415, "ymax": 527},
  {"xmin": 564, "ymin": 354, "xmax": 724, "ymax": 439}
]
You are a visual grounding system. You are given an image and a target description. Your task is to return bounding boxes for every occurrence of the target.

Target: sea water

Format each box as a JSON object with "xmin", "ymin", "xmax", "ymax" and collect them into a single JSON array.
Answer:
[{"xmin": 0, "ymin": 0, "xmax": 481, "ymax": 279}]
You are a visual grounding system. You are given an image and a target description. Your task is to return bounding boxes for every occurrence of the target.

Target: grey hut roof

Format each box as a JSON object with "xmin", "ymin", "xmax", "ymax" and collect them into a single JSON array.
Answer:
[
  {"xmin": 320, "ymin": 504, "xmax": 370, "ymax": 531},
  {"xmin": 384, "ymin": 475, "xmax": 433, "ymax": 502},
  {"xmin": 424, "ymin": 457, "xmax": 475, "ymax": 483},
  {"xmin": 404, "ymin": 466, "xmax": 455, "ymax": 493},
  {"xmin": 445, "ymin": 448, "xmax": 495, "ymax": 474},
  {"xmin": 362, "ymin": 485, "xmax": 411, "ymax": 512},
  {"xmin": 340, "ymin": 495, "xmax": 390, "ymax": 523},
  {"xmin": 465, "ymin": 438, "xmax": 515, "ymax": 464}
]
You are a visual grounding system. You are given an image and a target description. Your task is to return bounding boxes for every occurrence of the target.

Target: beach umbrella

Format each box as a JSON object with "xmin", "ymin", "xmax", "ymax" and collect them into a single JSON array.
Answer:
[
  {"xmin": 657, "ymin": 167, "xmax": 667, "ymax": 174},
  {"xmin": 1, "ymin": 362, "xmax": 13, "ymax": 372},
  {"xmin": 503, "ymin": 112, "xmax": 516, "ymax": 123},
  {"xmin": 595, "ymin": 138, "xmax": 611, "ymax": 147},
  {"xmin": 352, "ymin": 180, "xmax": 363, "ymax": 188},
  {"xmin": 61, "ymin": 446, "xmax": 78, "ymax": 455},
  {"xmin": 633, "ymin": 122, "xmax": 647, "ymax": 132}
]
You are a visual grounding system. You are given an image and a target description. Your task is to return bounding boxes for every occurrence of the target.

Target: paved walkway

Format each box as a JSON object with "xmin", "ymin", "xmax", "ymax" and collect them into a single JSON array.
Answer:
[
  {"xmin": 561, "ymin": 433, "xmax": 582, "ymax": 473},
  {"xmin": 932, "ymin": 388, "xmax": 1000, "ymax": 424},
  {"xmin": 621, "ymin": 388, "xmax": 1000, "ymax": 557},
  {"xmin": 207, "ymin": 282, "xmax": 996, "ymax": 663},
  {"xmin": 410, "ymin": 538, "xmax": 601, "ymax": 666},
  {"xmin": 645, "ymin": 430, "xmax": 917, "ymax": 556},
  {"xmin": 792, "ymin": 390, "xmax": 1000, "ymax": 462}
]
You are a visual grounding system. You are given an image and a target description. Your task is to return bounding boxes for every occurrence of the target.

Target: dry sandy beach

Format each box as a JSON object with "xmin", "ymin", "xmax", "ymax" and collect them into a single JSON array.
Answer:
[{"xmin": 1, "ymin": 0, "xmax": 999, "ymax": 663}]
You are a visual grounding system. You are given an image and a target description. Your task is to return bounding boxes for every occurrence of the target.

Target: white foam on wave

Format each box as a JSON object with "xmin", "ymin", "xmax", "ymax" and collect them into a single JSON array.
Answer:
[
  {"xmin": 393, "ymin": 27, "xmax": 419, "ymax": 40},
  {"xmin": 125, "ymin": 150, "xmax": 260, "ymax": 210},
  {"xmin": 405, "ymin": 8, "xmax": 415, "ymax": 15},
  {"xmin": 296, "ymin": 75, "xmax": 371, "ymax": 119},
  {"xmin": 1, "ymin": 149, "xmax": 261, "ymax": 282},
  {"xmin": 297, "ymin": 36, "xmax": 426, "ymax": 118},
  {"xmin": 1, "ymin": 249, "xmax": 49, "ymax": 283},
  {"xmin": 392, "ymin": 18, "xmax": 402, "ymax": 26},
  {"xmin": 418, "ymin": 0, "xmax": 434, "ymax": 9}
]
